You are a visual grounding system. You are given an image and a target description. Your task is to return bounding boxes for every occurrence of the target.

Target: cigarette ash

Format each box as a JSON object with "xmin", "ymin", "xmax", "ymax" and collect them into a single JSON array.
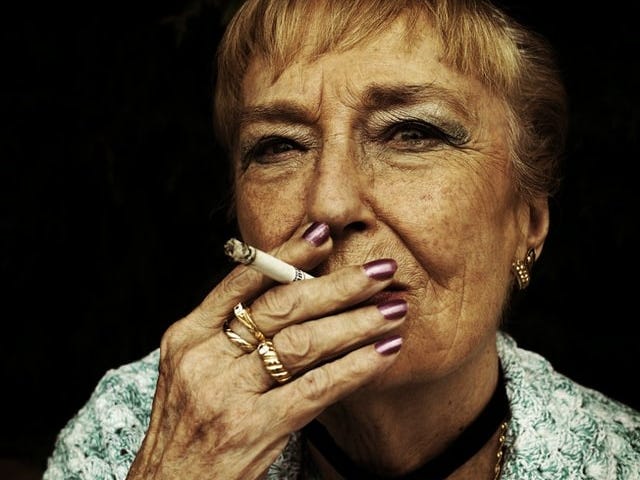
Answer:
[{"xmin": 224, "ymin": 238, "xmax": 256, "ymax": 264}]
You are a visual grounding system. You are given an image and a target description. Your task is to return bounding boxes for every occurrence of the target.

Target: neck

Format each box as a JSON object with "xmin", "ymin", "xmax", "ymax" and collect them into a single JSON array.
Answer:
[{"xmin": 308, "ymin": 339, "xmax": 502, "ymax": 479}]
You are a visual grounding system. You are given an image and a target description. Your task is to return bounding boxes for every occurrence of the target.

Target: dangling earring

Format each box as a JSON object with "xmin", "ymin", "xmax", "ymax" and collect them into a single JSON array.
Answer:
[{"xmin": 511, "ymin": 248, "xmax": 536, "ymax": 290}]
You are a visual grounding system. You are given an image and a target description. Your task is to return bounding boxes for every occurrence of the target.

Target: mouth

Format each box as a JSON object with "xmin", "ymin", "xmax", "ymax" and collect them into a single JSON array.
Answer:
[
  {"xmin": 310, "ymin": 261, "xmax": 412, "ymax": 304},
  {"xmin": 367, "ymin": 282, "xmax": 409, "ymax": 305}
]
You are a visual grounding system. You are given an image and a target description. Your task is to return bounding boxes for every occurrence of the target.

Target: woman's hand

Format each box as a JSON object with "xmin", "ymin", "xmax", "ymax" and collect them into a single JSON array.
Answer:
[{"xmin": 126, "ymin": 222, "xmax": 406, "ymax": 480}]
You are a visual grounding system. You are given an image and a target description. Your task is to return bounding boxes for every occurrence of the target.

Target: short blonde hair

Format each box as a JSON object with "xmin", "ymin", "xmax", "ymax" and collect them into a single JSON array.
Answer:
[{"xmin": 213, "ymin": 0, "xmax": 567, "ymax": 201}]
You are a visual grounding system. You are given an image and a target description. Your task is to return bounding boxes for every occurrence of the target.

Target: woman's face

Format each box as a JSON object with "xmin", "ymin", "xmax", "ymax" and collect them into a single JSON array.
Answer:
[{"xmin": 233, "ymin": 19, "xmax": 535, "ymax": 386}]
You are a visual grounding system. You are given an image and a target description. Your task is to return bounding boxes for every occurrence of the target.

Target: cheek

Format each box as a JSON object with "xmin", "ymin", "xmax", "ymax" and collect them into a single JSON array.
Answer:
[
  {"xmin": 375, "ymin": 164, "xmax": 518, "ymax": 311},
  {"xmin": 376, "ymin": 172, "xmax": 493, "ymax": 273},
  {"xmin": 234, "ymin": 174, "xmax": 307, "ymax": 250}
]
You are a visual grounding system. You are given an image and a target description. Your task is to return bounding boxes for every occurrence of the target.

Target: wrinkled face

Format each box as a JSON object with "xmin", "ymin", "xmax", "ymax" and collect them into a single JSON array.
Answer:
[{"xmin": 233, "ymin": 19, "xmax": 529, "ymax": 385}]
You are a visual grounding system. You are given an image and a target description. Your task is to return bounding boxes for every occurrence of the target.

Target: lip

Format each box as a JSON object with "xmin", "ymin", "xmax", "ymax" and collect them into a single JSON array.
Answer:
[
  {"xmin": 368, "ymin": 284, "xmax": 408, "ymax": 305},
  {"xmin": 311, "ymin": 263, "xmax": 412, "ymax": 303}
]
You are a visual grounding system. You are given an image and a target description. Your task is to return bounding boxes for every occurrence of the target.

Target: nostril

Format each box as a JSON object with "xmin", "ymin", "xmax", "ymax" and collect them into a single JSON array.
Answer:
[
  {"xmin": 330, "ymin": 220, "xmax": 370, "ymax": 240},
  {"xmin": 347, "ymin": 221, "xmax": 367, "ymax": 232}
]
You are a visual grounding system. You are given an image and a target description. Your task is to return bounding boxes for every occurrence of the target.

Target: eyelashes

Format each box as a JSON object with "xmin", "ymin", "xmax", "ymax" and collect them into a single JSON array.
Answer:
[
  {"xmin": 241, "ymin": 136, "xmax": 308, "ymax": 166},
  {"xmin": 378, "ymin": 120, "xmax": 464, "ymax": 149},
  {"xmin": 240, "ymin": 119, "xmax": 468, "ymax": 166}
]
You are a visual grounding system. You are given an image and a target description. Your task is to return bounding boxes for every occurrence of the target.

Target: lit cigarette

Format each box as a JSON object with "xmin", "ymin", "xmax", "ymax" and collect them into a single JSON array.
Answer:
[{"xmin": 224, "ymin": 238, "xmax": 314, "ymax": 283}]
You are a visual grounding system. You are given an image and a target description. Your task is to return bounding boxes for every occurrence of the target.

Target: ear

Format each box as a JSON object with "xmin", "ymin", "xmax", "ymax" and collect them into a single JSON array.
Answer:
[{"xmin": 521, "ymin": 196, "xmax": 550, "ymax": 260}]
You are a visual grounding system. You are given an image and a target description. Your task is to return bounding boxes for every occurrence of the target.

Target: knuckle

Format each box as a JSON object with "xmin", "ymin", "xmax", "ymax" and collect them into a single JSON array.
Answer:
[
  {"xmin": 330, "ymin": 267, "xmax": 367, "ymax": 302},
  {"xmin": 199, "ymin": 267, "xmax": 254, "ymax": 313},
  {"xmin": 160, "ymin": 322, "xmax": 184, "ymax": 355},
  {"xmin": 274, "ymin": 324, "xmax": 313, "ymax": 368},
  {"xmin": 260, "ymin": 286, "xmax": 301, "ymax": 322},
  {"xmin": 217, "ymin": 268, "xmax": 254, "ymax": 300},
  {"xmin": 159, "ymin": 326, "xmax": 209, "ymax": 382},
  {"xmin": 295, "ymin": 367, "xmax": 333, "ymax": 402},
  {"xmin": 174, "ymin": 346, "xmax": 206, "ymax": 383}
]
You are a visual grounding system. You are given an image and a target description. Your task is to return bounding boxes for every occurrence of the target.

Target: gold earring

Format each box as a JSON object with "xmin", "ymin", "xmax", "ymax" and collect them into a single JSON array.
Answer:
[{"xmin": 512, "ymin": 248, "xmax": 536, "ymax": 290}]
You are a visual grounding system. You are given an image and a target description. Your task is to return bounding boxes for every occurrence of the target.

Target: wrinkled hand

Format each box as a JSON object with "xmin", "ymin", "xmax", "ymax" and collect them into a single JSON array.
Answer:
[{"xmin": 126, "ymin": 223, "xmax": 405, "ymax": 479}]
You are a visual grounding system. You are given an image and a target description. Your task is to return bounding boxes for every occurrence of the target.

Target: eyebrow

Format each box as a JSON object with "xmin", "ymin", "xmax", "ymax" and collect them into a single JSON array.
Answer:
[
  {"xmin": 239, "ymin": 101, "xmax": 318, "ymax": 128},
  {"xmin": 239, "ymin": 82, "xmax": 473, "ymax": 127},
  {"xmin": 360, "ymin": 83, "xmax": 472, "ymax": 119}
]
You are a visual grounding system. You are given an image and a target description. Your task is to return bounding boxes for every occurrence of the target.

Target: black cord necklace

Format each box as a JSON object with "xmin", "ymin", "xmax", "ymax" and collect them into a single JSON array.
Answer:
[{"xmin": 303, "ymin": 366, "xmax": 509, "ymax": 480}]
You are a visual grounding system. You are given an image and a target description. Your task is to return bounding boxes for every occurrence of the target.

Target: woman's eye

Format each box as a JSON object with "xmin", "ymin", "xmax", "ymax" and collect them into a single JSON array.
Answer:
[
  {"xmin": 384, "ymin": 121, "xmax": 450, "ymax": 149},
  {"xmin": 247, "ymin": 137, "xmax": 304, "ymax": 163}
]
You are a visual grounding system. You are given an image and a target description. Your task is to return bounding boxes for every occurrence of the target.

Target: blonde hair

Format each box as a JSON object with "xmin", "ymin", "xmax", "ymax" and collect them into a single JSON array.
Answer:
[{"xmin": 213, "ymin": 0, "xmax": 567, "ymax": 201}]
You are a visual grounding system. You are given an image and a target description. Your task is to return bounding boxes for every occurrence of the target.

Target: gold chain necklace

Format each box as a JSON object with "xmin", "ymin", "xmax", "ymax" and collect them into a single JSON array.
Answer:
[{"xmin": 493, "ymin": 420, "xmax": 508, "ymax": 480}]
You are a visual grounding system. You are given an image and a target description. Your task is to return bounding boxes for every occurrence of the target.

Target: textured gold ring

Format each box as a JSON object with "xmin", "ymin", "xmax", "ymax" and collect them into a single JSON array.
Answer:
[
  {"xmin": 223, "ymin": 319, "xmax": 257, "ymax": 353},
  {"xmin": 233, "ymin": 302, "xmax": 266, "ymax": 343},
  {"xmin": 257, "ymin": 340, "xmax": 292, "ymax": 384}
]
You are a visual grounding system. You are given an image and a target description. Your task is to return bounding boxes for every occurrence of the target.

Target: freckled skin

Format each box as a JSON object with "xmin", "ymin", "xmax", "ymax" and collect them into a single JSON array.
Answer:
[
  {"xmin": 235, "ymin": 21, "xmax": 538, "ymax": 389},
  {"xmin": 126, "ymin": 17, "xmax": 551, "ymax": 480}
]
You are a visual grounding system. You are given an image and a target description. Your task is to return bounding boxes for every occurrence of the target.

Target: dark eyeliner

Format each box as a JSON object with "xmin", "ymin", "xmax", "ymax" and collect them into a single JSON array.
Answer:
[
  {"xmin": 243, "ymin": 136, "xmax": 301, "ymax": 165},
  {"xmin": 383, "ymin": 119, "xmax": 466, "ymax": 147}
]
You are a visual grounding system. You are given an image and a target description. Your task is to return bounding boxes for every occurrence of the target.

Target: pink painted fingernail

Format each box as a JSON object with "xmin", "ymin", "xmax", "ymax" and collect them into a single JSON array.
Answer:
[
  {"xmin": 302, "ymin": 222, "xmax": 330, "ymax": 246},
  {"xmin": 375, "ymin": 335, "xmax": 403, "ymax": 355},
  {"xmin": 377, "ymin": 299, "xmax": 407, "ymax": 320},
  {"xmin": 363, "ymin": 259, "xmax": 397, "ymax": 280}
]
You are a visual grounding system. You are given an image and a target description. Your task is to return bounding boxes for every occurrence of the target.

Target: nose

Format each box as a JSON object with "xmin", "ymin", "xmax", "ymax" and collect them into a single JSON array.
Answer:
[{"xmin": 305, "ymin": 138, "xmax": 376, "ymax": 239}]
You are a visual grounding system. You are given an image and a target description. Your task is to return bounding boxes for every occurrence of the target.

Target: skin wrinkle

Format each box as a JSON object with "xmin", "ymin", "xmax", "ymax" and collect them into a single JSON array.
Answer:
[
  {"xmin": 277, "ymin": 304, "xmax": 397, "ymax": 372},
  {"xmin": 232, "ymin": 18, "xmax": 534, "ymax": 474},
  {"xmin": 240, "ymin": 86, "xmax": 484, "ymax": 292},
  {"xmin": 240, "ymin": 83, "xmax": 475, "ymax": 164},
  {"xmin": 54, "ymin": 6, "xmax": 580, "ymax": 480},
  {"xmin": 416, "ymin": 280, "xmax": 464, "ymax": 357},
  {"xmin": 319, "ymin": 337, "xmax": 498, "ymax": 474},
  {"xmin": 359, "ymin": 83, "xmax": 474, "ymax": 142},
  {"xmin": 321, "ymin": 143, "xmax": 483, "ymax": 359}
]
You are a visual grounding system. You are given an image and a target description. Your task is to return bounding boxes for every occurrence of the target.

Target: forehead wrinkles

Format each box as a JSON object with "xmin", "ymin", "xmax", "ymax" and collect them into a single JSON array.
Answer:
[{"xmin": 241, "ymin": 59, "xmax": 365, "ymax": 129}]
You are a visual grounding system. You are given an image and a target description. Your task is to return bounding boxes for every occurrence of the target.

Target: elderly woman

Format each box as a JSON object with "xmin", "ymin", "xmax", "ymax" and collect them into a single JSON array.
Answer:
[{"xmin": 44, "ymin": 0, "xmax": 640, "ymax": 479}]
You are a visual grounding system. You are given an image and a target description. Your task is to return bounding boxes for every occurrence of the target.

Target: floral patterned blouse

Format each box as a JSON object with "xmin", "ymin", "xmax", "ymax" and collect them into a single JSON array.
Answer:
[{"xmin": 43, "ymin": 332, "xmax": 640, "ymax": 479}]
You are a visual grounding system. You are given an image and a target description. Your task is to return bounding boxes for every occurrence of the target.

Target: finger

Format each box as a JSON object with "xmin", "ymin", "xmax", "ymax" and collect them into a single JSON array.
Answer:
[
  {"xmin": 189, "ymin": 222, "xmax": 333, "ymax": 329},
  {"xmin": 232, "ymin": 298, "xmax": 405, "ymax": 391},
  {"xmin": 261, "ymin": 337, "xmax": 403, "ymax": 431},
  {"xmin": 271, "ymin": 299, "xmax": 407, "ymax": 374},
  {"xmin": 246, "ymin": 258, "xmax": 399, "ymax": 336}
]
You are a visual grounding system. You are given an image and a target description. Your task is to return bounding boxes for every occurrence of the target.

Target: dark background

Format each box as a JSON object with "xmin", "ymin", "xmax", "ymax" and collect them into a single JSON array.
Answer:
[{"xmin": 2, "ymin": 1, "xmax": 638, "ymax": 477}]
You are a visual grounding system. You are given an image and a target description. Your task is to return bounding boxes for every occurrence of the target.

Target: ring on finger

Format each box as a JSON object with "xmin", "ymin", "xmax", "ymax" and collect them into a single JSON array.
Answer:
[
  {"xmin": 257, "ymin": 340, "xmax": 292, "ymax": 384},
  {"xmin": 233, "ymin": 302, "xmax": 266, "ymax": 343},
  {"xmin": 223, "ymin": 319, "xmax": 257, "ymax": 353}
]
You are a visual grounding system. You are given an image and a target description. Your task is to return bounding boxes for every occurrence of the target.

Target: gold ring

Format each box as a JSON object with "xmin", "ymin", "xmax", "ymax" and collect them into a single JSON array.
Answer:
[
  {"xmin": 257, "ymin": 340, "xmax": 292, "ymax": 384},
  {"xmin": 233, "ymin": 303, "xmax": 266, "ymax": 343},
  {"xmin": 223, "ymin": 319, "xmax": 257, "ymax": 353}
]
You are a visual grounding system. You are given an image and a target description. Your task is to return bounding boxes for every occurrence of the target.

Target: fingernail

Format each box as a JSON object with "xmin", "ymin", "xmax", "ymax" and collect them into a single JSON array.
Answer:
[
  {"xmin": 375, "ymin": 335, "xmax": 403, "ymax": 355},
  {"xmin": 363, "ymin": 259, "xmax": 397, "ymax": 280},
  {"xmin": 377, "ymin": 299, "xmax": 407, "ymax": 320},
  {"xmin": 302, "ymin": 222, "xmax": 330, "ymax": 246}
]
